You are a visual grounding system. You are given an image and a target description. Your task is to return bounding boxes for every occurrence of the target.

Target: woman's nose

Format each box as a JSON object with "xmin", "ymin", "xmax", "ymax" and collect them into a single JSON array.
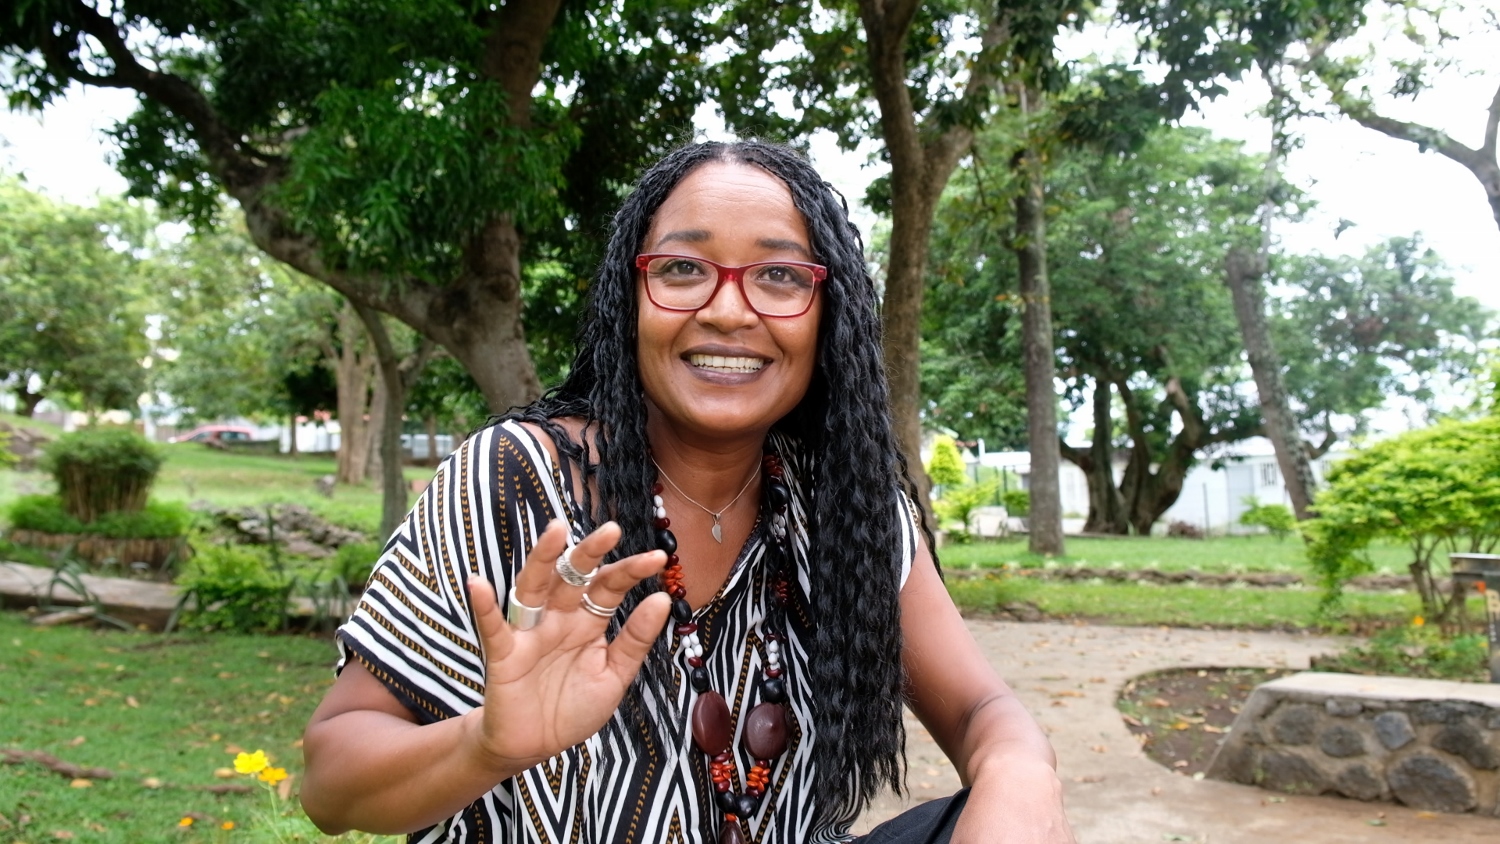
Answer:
[{"xmin": 696, "ymin": 276, "xmax": 759, "ymax": 329}]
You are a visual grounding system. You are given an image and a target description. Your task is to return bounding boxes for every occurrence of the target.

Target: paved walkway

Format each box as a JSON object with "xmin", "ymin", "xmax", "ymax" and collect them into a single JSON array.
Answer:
[{"xmin": 857, "ymin": 619, "xmax": 1500, "ymax": 842}]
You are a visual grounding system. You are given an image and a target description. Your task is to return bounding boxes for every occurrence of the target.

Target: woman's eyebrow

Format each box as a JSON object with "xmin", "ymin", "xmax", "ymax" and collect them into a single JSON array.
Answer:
[
  {"xmin": 655, "ymin": 229, "xmax": 710, "ymax": 247},
  {"xmin": 756, "ymin": 238, "xmax": 811, "ymax": 258}
]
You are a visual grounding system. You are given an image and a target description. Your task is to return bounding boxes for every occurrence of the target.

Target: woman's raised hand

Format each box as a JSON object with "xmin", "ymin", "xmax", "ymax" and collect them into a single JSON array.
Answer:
[{"xmin": 463, "ymin": 520, "xmax": 670, "ymax": 775}]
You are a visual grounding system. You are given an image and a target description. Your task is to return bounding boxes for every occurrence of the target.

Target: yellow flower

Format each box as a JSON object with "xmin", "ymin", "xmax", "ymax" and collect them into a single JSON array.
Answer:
[
  {"xmin": 1412, "ymin": 615, "xmax": 1425, "ymax": 627},
  {"xmin": 178, "ymin": 817, "xmax": 194, "ymax": 827},
  {"xmin": 233, "ymin": 750, "xmax": 269, "ymax": 775},
  {"xmin": 258, "ymin": 766, "xmax": 288, "ymax": 785},
  {"xmin": 221, "ymin": 821, "xmax": 236, "ymax": 830}
]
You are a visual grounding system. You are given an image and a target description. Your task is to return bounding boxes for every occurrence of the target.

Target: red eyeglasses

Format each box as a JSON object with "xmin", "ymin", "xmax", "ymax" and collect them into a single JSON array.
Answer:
[{"xmin": 636, "ymin": 254, "xmax": 826, "ymax": 318}]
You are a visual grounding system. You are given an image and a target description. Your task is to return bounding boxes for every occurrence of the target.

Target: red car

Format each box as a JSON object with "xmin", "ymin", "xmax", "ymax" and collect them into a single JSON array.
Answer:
[{"xmin": 169, "ymin": 424, "xmax": 255, "ymax": 445}]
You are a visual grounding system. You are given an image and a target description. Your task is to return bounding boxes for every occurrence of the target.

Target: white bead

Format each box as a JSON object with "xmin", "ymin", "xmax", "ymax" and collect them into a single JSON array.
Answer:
[
  {"xmin": 655, "ymin": 506, "xmax": 667, "ymax": 519},
  {"xmin": 654, "ymin": 495, "xmax": 664, "ymax": 507},
  {"xmin": 766, "ymin": 640, "xmax": 779, "ymax": 653},
  {"xmin": 692, "ymin": 644, "xmax": 704, "ymax": 658}
]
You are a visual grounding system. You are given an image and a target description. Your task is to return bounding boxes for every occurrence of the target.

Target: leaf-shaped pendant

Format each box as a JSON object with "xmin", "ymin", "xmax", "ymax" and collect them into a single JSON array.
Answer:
[{"xmin": 711, "ymin": 520, "xmax": 723, "ymax": 543}]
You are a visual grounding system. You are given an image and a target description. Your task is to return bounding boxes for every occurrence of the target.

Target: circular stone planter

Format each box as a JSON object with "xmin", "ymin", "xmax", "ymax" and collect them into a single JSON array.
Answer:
[{"xmin": 7, "ymin": 529, "xmax": 188, "ymax": 574}]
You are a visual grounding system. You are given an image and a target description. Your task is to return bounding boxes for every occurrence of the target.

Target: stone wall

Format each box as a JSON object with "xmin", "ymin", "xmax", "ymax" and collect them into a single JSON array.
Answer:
[{"xmin": 1206, "ymin": 672, "xmax": 1500, "ymax": 816}]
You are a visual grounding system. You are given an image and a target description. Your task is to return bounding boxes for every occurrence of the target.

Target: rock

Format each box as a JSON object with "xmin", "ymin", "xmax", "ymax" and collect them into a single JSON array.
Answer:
[
  {"xmin": 1258, "ymin": 750, "xmax": 1326, "ymax": 795},
  {"xmin": 1269, "ymin": 704, "xmax": 1318, "ymax": 746},
  {"xmin": 1325, "ymin": 698, "xmax": 1362, "ymax": 718},
  {"xmin": 1334, "ymin": 764, "xmax": 1384, "ymax": 801},
  {"xmin": 1432, "ymin": 723, "xmax": 1500, "ymax": 770},
  {"xmin": 1319, "ymin": 725, "xmax": 1366, "ymax": 758},
  {"xmin": 1387, "ymin": 753, "xmax": 1477, "ymax": 813},
  {"xmin": 999, "ymin": 601, "xmax": 1044, "ymax": 622},
  {"xmin": 1373, "ymin": 711, "xmax": 1415, "ymax": 750},
  {"xmin": 1486, "ymin": 709, "xmax": 1500, "ymax": 731},
  {"xmin": 1413, "ymin": 701, "xmax": 1477, "ymax": 725},
  {"xmin": 1212, "ymin": 743, "xmax": 1258, "ymax": 784}
]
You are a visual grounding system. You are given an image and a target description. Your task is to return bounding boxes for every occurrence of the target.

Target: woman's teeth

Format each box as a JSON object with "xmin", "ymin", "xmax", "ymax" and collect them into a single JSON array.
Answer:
[{"xmin": 689, "ymin": 354, "xmax": 765, "ymax": 373}]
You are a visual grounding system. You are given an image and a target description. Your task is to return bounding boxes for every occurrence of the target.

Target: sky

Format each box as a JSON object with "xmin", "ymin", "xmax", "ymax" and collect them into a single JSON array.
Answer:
[{"xmin": 2, "ymin": 15, "xmax": 1495, "ymax": 319}]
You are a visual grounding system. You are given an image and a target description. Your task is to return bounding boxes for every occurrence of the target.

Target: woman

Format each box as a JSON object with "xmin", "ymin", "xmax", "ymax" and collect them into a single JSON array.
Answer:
[{"xmin": 301, "ymin": 140, "xmax": 1073, "ymax": 843}]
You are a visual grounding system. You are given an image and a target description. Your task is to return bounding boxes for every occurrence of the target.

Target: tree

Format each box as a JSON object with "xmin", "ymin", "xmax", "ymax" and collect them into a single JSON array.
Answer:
[
  {"xmin": 925, "ymin": 435, "xmax": 968, "ymax": 489},
  {"xmin": 930, "ymin": 124, "xmax": 1269, "ymax": 534},
  {"xmin": 1303, "ymin": 6, "xmax": 1500, "ymax": 233},
  {"xmin": 1114, "ymin": 0, "xmax": 1371, "ymax": 522},
  {"xmin": 1274, "ymin": 237, "xmax": 1489, "ymax": 442},
  {"xmin": 151, "ymin": 224, "xmax": 334, "ymax": 427},
  {"xmin": 2, "ymin": 0, "xmax": 715, "ymax": 415},
  {"xmin": 0, "ymin": 177, "xmax": 149, "ymax": 416}
]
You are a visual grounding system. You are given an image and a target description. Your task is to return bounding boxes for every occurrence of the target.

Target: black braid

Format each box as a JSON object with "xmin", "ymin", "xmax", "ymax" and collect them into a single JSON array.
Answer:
[{"xmin": 499, "ymin": 140, "xmax": 922, "ymax": 824}]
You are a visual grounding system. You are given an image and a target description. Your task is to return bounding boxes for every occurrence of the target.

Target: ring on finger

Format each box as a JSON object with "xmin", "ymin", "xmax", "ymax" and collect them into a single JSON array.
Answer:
[
  {"xmin": 555, "ymin": 545, "xmax": 596, "ymax": 588},
  {"xmin": 507, "ymin": 586, "xmax": 545, "ymax": 630},
  {"xmin": 580, "ymin": 592, "xmax": 619, "ymax": 619}
]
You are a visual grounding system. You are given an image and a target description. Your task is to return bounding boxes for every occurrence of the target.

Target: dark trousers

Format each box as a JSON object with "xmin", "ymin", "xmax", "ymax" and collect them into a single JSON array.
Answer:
[{"xmin": 854, "ymin": 788, "xmax": 970, "ymax": 844}]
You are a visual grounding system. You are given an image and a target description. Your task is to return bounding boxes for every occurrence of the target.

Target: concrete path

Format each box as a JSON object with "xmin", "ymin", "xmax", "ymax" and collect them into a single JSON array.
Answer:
[{"xmin": 857, "ymin": 619, "xmax": 1500, "ymax": 842}]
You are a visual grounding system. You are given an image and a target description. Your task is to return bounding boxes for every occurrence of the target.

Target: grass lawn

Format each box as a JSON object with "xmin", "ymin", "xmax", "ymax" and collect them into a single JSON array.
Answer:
[
  {"xmin": 937, "ymin": 534, "xmax": 1416, "ymax": 577},
  {"xmin": 944, "ymin": 573, "xmax": 1484, "ymax": 631},
  {"xmin": 0, "ymin": 611, "xmax": 393, "ymax": 843}
]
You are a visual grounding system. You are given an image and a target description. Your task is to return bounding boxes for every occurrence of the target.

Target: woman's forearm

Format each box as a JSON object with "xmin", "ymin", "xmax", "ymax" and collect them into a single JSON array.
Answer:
[{"xmin": 301, "ymin": 707, "xmax": 521, "ymax": 835}]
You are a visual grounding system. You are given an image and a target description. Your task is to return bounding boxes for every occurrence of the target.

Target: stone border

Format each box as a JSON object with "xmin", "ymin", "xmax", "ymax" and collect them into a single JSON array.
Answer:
[{"xmin": 1206, "ymin": 671, "xmax": 1500, "ymax": 815}]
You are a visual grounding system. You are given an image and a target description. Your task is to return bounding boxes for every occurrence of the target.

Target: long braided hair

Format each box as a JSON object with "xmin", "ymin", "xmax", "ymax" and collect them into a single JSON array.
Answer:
[{"xmin": 503, "ymin": 140, "xmax": 922, "ymax": 823}]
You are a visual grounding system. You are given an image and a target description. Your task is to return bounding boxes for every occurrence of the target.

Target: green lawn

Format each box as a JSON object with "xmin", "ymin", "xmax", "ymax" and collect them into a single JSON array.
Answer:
[
  {"xmin": 0, "ymin": 612, "xmax": 393, "ymax": 843},
  {"xmin": 937, "ymin": 534, "xmax": 1416, "ymax": 577},
  {"xmin": 943, "ymin": 574, "xmax": 1457, "ymax": 631}
]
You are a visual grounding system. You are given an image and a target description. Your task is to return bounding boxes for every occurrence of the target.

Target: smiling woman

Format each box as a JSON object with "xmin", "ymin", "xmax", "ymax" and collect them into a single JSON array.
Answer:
[{"xmin": 299, "ymin": 141, "xmax": 1073, "ymax": 844}]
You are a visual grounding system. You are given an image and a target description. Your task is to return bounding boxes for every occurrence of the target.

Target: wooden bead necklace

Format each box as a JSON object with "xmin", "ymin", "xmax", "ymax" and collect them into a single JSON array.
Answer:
[{"xmin": 651, "ymin": 452, "xmax": 793, "ymax": 844}]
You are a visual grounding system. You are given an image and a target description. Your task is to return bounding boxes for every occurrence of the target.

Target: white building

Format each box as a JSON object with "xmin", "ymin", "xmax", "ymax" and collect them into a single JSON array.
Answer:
[{"xmin": 968, "ymin": 436, "xmax": 1342, "ymax": 535}]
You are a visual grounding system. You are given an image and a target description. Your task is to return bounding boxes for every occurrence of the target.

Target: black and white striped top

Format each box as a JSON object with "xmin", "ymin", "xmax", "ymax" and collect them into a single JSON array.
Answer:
[{"xmin": 337, "ymin": 420, "xmax": 918, "ymax": 843}]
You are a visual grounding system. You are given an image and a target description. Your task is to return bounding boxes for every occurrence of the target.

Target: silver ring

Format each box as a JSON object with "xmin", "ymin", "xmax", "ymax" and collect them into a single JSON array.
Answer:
[
  {"xmin": 580, "ymin": 592, "xmax": 618, "ymax": 619},
  {"xmin": 555, "ymin": 546, "xmax": 596, "ymax": 588},
  {"xmin": 506, "ymin": 586, "xmax": 544, "ymax": 630}
]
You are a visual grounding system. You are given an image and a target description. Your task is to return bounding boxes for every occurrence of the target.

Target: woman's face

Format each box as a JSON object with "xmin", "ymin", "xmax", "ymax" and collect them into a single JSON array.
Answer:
[{"xmin": 636, "ymin": 162, "xmax": 823, "ymax": 442}]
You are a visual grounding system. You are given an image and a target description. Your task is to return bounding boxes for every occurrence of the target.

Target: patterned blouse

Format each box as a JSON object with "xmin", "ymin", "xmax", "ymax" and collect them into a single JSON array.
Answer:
[{"xmin": 336, "ymin": 420, "xmax": 918, "ymax": 843}]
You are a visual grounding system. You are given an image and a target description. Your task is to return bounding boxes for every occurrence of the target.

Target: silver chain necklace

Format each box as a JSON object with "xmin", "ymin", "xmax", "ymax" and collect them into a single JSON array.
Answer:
[{"xmin": 650, "ymin": 456, "xmax": 759, "ymax": 543}]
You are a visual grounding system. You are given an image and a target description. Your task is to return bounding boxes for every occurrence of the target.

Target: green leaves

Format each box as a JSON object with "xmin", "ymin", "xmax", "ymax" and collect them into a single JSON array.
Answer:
[
  {"xmin": 1305, "ymin": 415, "xmax": 1500, "ymax": 616},
  {"xmin": 0, "ymin": 179, "xmax": 152, "ymax": 415}
]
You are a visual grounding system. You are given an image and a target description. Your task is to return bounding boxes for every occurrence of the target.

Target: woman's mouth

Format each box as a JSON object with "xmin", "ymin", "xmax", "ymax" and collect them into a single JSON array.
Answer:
[{"xmin": 688, "ymin": 354, "xmax": 765, "ymax": 373}]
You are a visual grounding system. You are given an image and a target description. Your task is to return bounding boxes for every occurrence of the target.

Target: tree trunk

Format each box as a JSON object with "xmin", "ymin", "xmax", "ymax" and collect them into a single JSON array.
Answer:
[
  {"xmin": 1071, "ymin": 378, "xmax": 1128, "ymax": 534},
  {"xmin": 354, "ymin": 303, "xmax": 435, "ymax": 539},
  {"xmin": 18, "ymin": 388, "xmax": 43, "ymax": 418},
  {"xmin": 1225, "ymin": 247, "xmax": 1318, "ymax": 520},
  {"xmin": 329, "ymin": 302, "xmax": 374, "ymax": 486},
  {"xmin": 287, "ymin": 412, "xmax": 299, "ymax": 457},
  {"xmin": 365, "ymin": 371, "xmax": 388, "ymax": 482},
  {"xmin": 855, "ymin": 1, "xmax": 1009, "ymax": 534},
  {"xmin": 1011, "ymin": 90, "xmax": 1064, "ymax": 557},
  {"xmin": 425, "ymin": 414, "xmax": 439, "ymax": 466}
]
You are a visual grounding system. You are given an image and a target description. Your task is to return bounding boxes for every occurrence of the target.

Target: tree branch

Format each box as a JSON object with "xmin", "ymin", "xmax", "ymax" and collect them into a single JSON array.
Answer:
[
  {"xmin": 64, "ymin": 0, "xmax": 271, "ymax": 189},
  {"xmin": 1484, "ymin": 76, "xmax": 1500, "ymax": 161}
]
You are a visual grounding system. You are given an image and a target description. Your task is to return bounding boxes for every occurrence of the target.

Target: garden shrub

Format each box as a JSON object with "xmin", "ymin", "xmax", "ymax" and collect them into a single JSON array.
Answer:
[
  {"xmin": 1310, "ymin": 619, "xmax": 1488, "ymax": 681},
  {"xmin": 1239, "ymin": 497, "xmax": 1297, "ymax": 540},
  {"xmin": 1305, "ymin": 414, "xmax": 1500, "ymax": 625},
  {"xmin": 1000, "ymin": 489, "xmax": 1030, "ymax": 518},
  {"xmin": 175, "ymin": 544, "xmax": 292, "ymax": 633},
  {"xmin": 1166, "ymin": 520, "xmax": 1204, "ymax": 539},
  {"xmin": 7, "ymin": 494, "xmax": 190, "ymax": 538},
  {"xmin": 926, "ymin": 436, "xmax": 968, "ymax": 489},
  {"xmin": 42, "ymin": 428, "xmax": 163, "ymax": 521},
  {"xmin": 0, "ymin": 428, "xmax": 15, "ymax": 469},
  {"xmin": 333, "ymin": 540, "xmax": 383, "ymax": 587},
  {"xmin": 935, "ymin": 481, "xmax": 997, "ymax": 544}
]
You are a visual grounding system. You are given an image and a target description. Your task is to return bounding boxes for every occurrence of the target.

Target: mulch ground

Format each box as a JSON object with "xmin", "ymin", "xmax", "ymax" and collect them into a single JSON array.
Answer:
[{"xmin": 1116, "ymin": 667, "xmax": 1295, "ymax": 777}]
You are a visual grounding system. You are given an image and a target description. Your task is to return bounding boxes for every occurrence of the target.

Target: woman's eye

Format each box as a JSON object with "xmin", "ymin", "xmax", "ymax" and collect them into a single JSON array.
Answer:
[
  {"xmin": 663, "ymin": 259, "xmax": 708, "ymax": 276},
  {"xmin": 752, "ymin": 264, "xmax": 808, "ymax": 286}
]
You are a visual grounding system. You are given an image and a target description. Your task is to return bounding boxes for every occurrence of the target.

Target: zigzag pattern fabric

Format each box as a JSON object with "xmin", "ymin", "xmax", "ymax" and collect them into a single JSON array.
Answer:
[{"xmin": 336, "ymin": 420, "xmax": 918, "ymax": 843}]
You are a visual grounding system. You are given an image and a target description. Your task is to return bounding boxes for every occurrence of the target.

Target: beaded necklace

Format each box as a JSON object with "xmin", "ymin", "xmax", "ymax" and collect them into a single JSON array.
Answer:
[{"xmin": 650, "ymin": 451, "xmax": 793, "ymax": 844}]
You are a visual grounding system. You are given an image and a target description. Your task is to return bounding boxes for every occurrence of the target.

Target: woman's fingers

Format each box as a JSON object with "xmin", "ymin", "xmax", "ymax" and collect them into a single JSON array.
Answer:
[
  {"xmin": 541, "ymin": 521, "xmax": 622, "ymax": 608},
  {"xmin": 468, "ymin": 577, "xmax": 515, "ymax": 664},
  {"xmin": 607, "ymin": 592, "xmax": 672, "ymax": 679},
  {"xmin": 581, "ymin": 549, "xmax": 668, "ymax": 615},
  {"xmin": 512, "ymin": 520, "xmax": 569, "ymax": 611}
]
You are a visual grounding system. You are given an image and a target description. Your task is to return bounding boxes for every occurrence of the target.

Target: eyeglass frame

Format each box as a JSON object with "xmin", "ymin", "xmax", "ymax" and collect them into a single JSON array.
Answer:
[{"xmin": 634, "ymin": 253, "xmax": 828, "ymax": 319}]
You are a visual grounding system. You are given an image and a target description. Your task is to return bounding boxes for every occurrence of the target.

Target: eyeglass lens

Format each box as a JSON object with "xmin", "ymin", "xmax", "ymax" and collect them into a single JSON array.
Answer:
[{"xmin": 642, "ymin": 256, "xmax": 818, "ymax": 316}]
